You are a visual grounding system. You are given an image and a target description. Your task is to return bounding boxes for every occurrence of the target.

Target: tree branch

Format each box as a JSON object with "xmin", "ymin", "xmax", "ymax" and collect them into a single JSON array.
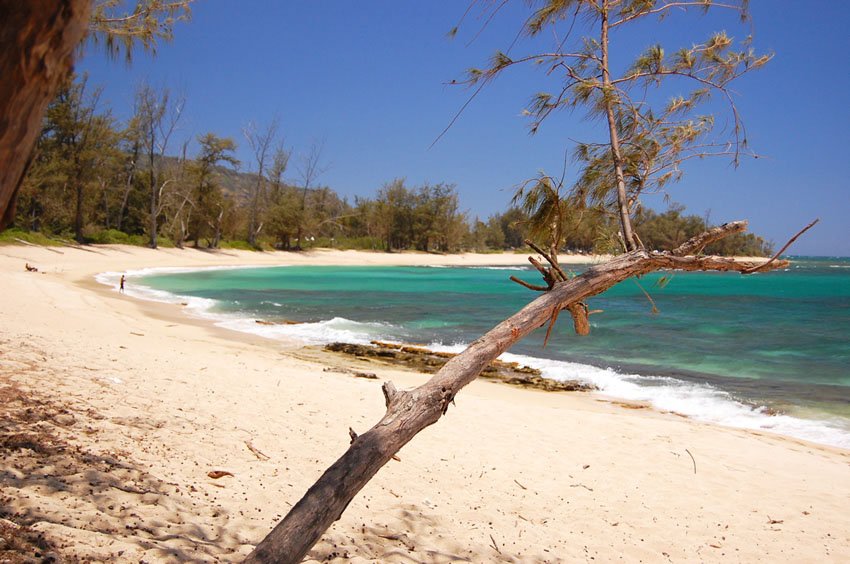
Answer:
[
  {"xmin": 672, "ymin": 220, "xmax": 747, "ymax": 256},
  {"xmin": 744, "ymin": 219, "xmax": 819, "ymax": 274},
  {"xmin": 245, "ymin": 220, "xmax": 798, "ymax": 562}
]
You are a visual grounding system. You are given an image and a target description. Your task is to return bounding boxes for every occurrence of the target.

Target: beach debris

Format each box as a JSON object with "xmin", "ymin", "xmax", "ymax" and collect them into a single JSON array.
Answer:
[
  {"xmin": 24, "ymin": 262, "xmax": 38, "ymax": 272},
  {"xmin": 685, "ymin": 448, "xmax": 697, "ymax": 474},
  {"xmin": 489, "ymin": 533, "xmax": 502, "ymax": 555},
  {"xmin": 322, "ymin": 366, "xmax": 378, "ymax": 379},
  {"xmin": 513, "ymin": 479, "xmax": 528, "ymax": 490},
  {"xmin": 255, "ymin": 319, "xmax": 303, "ymax": 325},
  {"xmin": 245, "ymin": 440, "xmax": 270, "ymax": 461},
  {"xmin": 569, "ymin": 483, "xmax": 594, "ymax": 492},
  {"xmin": 130, "ymin": 332, "xmax": 144, "ymax": 337},
  {"xmin": 767, "ymin": 517, "xmax": 784, "ymax": 525},
  {"xmin": 51, "ymin": 412, "xmax": 76, "ymax": 427},
  {"xmin": 375, "ymin": 531, "xmax": 415, "ymax": 551},
  {"xmin": 207, "ymin": 470, "xmax": 234, "ymax": 479}
]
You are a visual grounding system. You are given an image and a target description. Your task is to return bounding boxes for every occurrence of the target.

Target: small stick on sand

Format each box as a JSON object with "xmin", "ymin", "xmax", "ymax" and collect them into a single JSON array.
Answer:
[
  {"xmin": 489, "ymin": 533, "xmax": 501, "ymax": 555},
  {"xmin": 685, "ymin": 448, "xmax": 697, "ymax": 474},
  {"xmin": 246, "ymin": 440, "xmax": 270, "ymax": 461}
]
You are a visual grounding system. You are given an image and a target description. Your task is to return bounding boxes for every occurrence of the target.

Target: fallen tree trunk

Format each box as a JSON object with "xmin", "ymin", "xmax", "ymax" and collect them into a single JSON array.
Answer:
[
  {"xmin": 245, "ymin": 221, "xmax": 788, "ymax": 563},
  {"xmin": 0, "ymin": 0, "xmax": 91, "ymax": 229}
]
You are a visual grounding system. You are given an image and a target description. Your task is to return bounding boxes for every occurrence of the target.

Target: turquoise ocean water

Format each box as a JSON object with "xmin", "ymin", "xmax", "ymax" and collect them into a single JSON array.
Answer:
[{"xmin": 100, "ymin": 257, "xmax": 850, "ymax": 449}]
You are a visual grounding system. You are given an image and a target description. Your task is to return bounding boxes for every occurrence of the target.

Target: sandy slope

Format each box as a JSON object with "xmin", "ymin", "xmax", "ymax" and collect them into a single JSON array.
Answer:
[{"xmin": 0, "ymin": 244, "xmax": 847, "ymax": 563}]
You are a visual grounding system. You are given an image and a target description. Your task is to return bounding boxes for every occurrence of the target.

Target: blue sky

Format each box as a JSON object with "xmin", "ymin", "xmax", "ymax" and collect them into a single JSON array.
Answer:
[{"xmin": 78, "ymin": 1, "xmax": 850, "ymax": 255}]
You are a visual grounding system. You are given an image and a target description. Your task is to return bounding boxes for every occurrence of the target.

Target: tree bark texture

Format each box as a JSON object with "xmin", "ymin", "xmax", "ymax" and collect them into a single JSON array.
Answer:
[
  {"xmin": 246, "ymin": 221, "xmax": 786, "ymax": 563},
  {"xmin": 0, "ymin": 0, "xmax": 91, "ymax": 229}
]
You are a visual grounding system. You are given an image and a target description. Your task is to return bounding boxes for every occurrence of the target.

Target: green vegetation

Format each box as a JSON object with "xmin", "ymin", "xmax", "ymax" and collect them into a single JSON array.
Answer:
[
  {"xmin": 3, "ymin": 72, "xmax": 772, "ymax": 257},
  {"xmin": 459, "ymin": 0, "xmax": 770, "ymax": 256}
]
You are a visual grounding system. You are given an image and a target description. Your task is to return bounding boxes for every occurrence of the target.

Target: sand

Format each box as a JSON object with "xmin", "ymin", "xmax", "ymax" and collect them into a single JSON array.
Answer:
[{"xmin": 0, "ymin": 243, "xmax": 848, "ymax": 563}]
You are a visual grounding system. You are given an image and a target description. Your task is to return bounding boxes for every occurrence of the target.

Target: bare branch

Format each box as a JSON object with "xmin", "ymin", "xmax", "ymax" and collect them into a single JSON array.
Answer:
[
  {"xmin": 672, "ymin": 220, "xmax": 748, "ymax": 256},
  {"xmin": 610, "ymin": 1, "xmax": 746, "ymax": 29},
  {"xmin": 744, "ymin": 219, "xmax": 819, "ymax": 274}
]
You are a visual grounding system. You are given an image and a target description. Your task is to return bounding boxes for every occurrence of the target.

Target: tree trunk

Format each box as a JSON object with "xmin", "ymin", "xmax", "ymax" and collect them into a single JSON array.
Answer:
[
  {"xmin": 148, "ymin": 147, "xmax": 158, "ymax": 249},
  {"xmin": 117, "ymin": 141, "xmax": 140, "ymax": 232},
  {"xmin": 599, "ymin": 6, "xmax": 637, "ymax": 252},
  {"xmin": 245, "ymin": 221, "xmax": 786, "ymax": 563},
  {"xmin": 0, "ymin": 0, "xmax": 91, "ymax": 229},
  {"xmin": 73, "ymin": 170, "xmax": 84, "ymax": 242}
]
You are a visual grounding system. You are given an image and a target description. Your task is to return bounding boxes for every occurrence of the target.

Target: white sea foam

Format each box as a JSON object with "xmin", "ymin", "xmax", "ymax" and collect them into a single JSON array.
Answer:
[
  {"xmin": 499, "ymin": 351, "xmax": 850, "ymax": 449},
  {"xmin": 422, "ymin": 341, "xmax": 850, "ymax": 449},
  {"xmin": 218, "ymin": 316, "xmax": 398, "ymax": 345},
  {"xmin": 465, "ymin": 266, "xmax": 529, "ymax": 271},
  {"xmin": 96, "ymin": 266, "xmax": 397, "ymax": 346}
]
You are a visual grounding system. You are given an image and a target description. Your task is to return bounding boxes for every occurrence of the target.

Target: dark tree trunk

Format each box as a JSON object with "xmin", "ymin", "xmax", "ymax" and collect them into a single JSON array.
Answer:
[
  {"xmin": 148, "ymin": 144, "xmax": 158, "ymax": 249},
  {"xmin": 0, "ymin": 0, "xmax": 91, "ymax": 229}
]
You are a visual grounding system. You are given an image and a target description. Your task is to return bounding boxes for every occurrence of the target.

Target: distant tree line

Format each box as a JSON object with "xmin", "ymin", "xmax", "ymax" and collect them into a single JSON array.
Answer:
[{"xmin": 5, "ymin": 73, "xmax": 772, "ymax": 257}]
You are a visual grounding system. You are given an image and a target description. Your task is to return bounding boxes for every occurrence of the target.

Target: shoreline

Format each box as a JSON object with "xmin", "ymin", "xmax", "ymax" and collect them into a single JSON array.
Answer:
[
  {"xmin": 98, "ymin": 251, "xmax": 850, "ymax": 450},
  {"xmin": 1, "ymin": 244, "xmax": 848, "ymax": 561}
]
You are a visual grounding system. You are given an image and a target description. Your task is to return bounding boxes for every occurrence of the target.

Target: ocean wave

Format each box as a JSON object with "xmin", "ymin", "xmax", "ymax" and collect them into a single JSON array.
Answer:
[
  {"xmin": 499, "ymin": 351, "xmax": 850, "ymax": 449},
  {"xmin": 95, "ymin": 270, "xmax": 218, "ymax": 316},
  {"xmin": 97, "ymin": 269, "xmax": 397, "ymax": 345},
  {"xmin": 219, "ymin": 316, "xmax": 398, "ymax": 345},
  {"xmin": 424, "ymin": 341, "xmax": 850, "ymax": 449}
]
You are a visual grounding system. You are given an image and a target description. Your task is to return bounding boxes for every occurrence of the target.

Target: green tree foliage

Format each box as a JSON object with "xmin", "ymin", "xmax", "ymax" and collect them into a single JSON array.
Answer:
[
  {"xmin": 459, "ymin": 0, "xmax": 770, "ymax": 252},
  {"xmin": 88, "ymin": 0, "xmax": 195, "ymax": 61},
  {"xmin": 16, "ymin": 74, "xmax": 120, "ymax": 242},
  {"xmin": 187, "ymin": 133, "xmax": 239, "ymax": 248},
  {"xmin": 242, "ymin": 119, "xmax": 280, "ymax": 247},
  {"xmin": 634, "ymin": 205, "xmax": 773, "ymax": 256},
  {"xmin": 363, "ymin": 179, "xmax": 466, "ymax": 252}
]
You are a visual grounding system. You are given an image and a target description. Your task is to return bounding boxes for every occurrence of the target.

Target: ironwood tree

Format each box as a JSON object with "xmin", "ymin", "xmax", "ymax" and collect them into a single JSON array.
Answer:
[
  {"xmin": 243, "ymin": 119, "xmax": 280, "ymax": 248},
  {"xmin": 88, "ymin": 0, "xmax": 194, "ymax": 61},
  {"xmin": 132, "ymin": 83, "xmax": 185, "ymax": 248},
  {"xmin": 244, "ymin": 2, "xmax": 799, "ymax": 562},
  {"xmin": 294, "ymin": 140, "xmax": 329, "ymax": 249},
  {"xmin": 186, "ymin": 133, "xmax": 238, "ymax": 248},
  {"xmin": 15, "ymin": 73, "xmax": 120, "ymax": 240}
]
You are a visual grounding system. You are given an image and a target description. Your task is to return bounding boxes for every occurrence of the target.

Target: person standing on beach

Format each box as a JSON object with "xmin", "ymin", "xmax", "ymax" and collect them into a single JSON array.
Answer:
[{"xmin": 119, "ymin": 274, "xmax": 125, "ymax": 293}]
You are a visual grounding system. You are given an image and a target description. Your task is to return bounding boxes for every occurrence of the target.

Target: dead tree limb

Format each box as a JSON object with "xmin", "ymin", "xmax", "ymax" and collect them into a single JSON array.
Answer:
[
  {"xmin": 672, "ymin": 220, "xmax": 747, "ymax": 256},
  {"xmin": 744, "ymin": 219, "xmax": 819, "ymax": 274},
  {"xmin": 245, "ymin": 220, "xmax": 788, "ymax": 563},
  {"xmin": 0, "ymin": 0, "xmax": 91, "ymax": 229}
]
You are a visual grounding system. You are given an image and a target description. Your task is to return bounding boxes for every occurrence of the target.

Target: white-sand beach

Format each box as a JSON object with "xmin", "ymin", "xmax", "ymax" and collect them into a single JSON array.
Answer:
[{"xmin": 1, "ymin": 244, "xmax": 848, "ymax": 562}]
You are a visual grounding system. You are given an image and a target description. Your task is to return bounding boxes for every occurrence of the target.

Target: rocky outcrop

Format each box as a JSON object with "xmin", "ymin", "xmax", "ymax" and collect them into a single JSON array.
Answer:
[{"xmin": 325, "ymin": 341, "xmax": 595, "ymax": 393}]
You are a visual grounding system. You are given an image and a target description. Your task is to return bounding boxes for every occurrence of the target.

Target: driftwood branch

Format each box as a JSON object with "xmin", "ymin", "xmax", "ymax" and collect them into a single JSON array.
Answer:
[
  {"xmin": 245, "ymin": 220, "xmax": 791, "ymax": 563},
  {"xmin": 744, "ymin": 218, "xmax": 819, "ymax": 274}
]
